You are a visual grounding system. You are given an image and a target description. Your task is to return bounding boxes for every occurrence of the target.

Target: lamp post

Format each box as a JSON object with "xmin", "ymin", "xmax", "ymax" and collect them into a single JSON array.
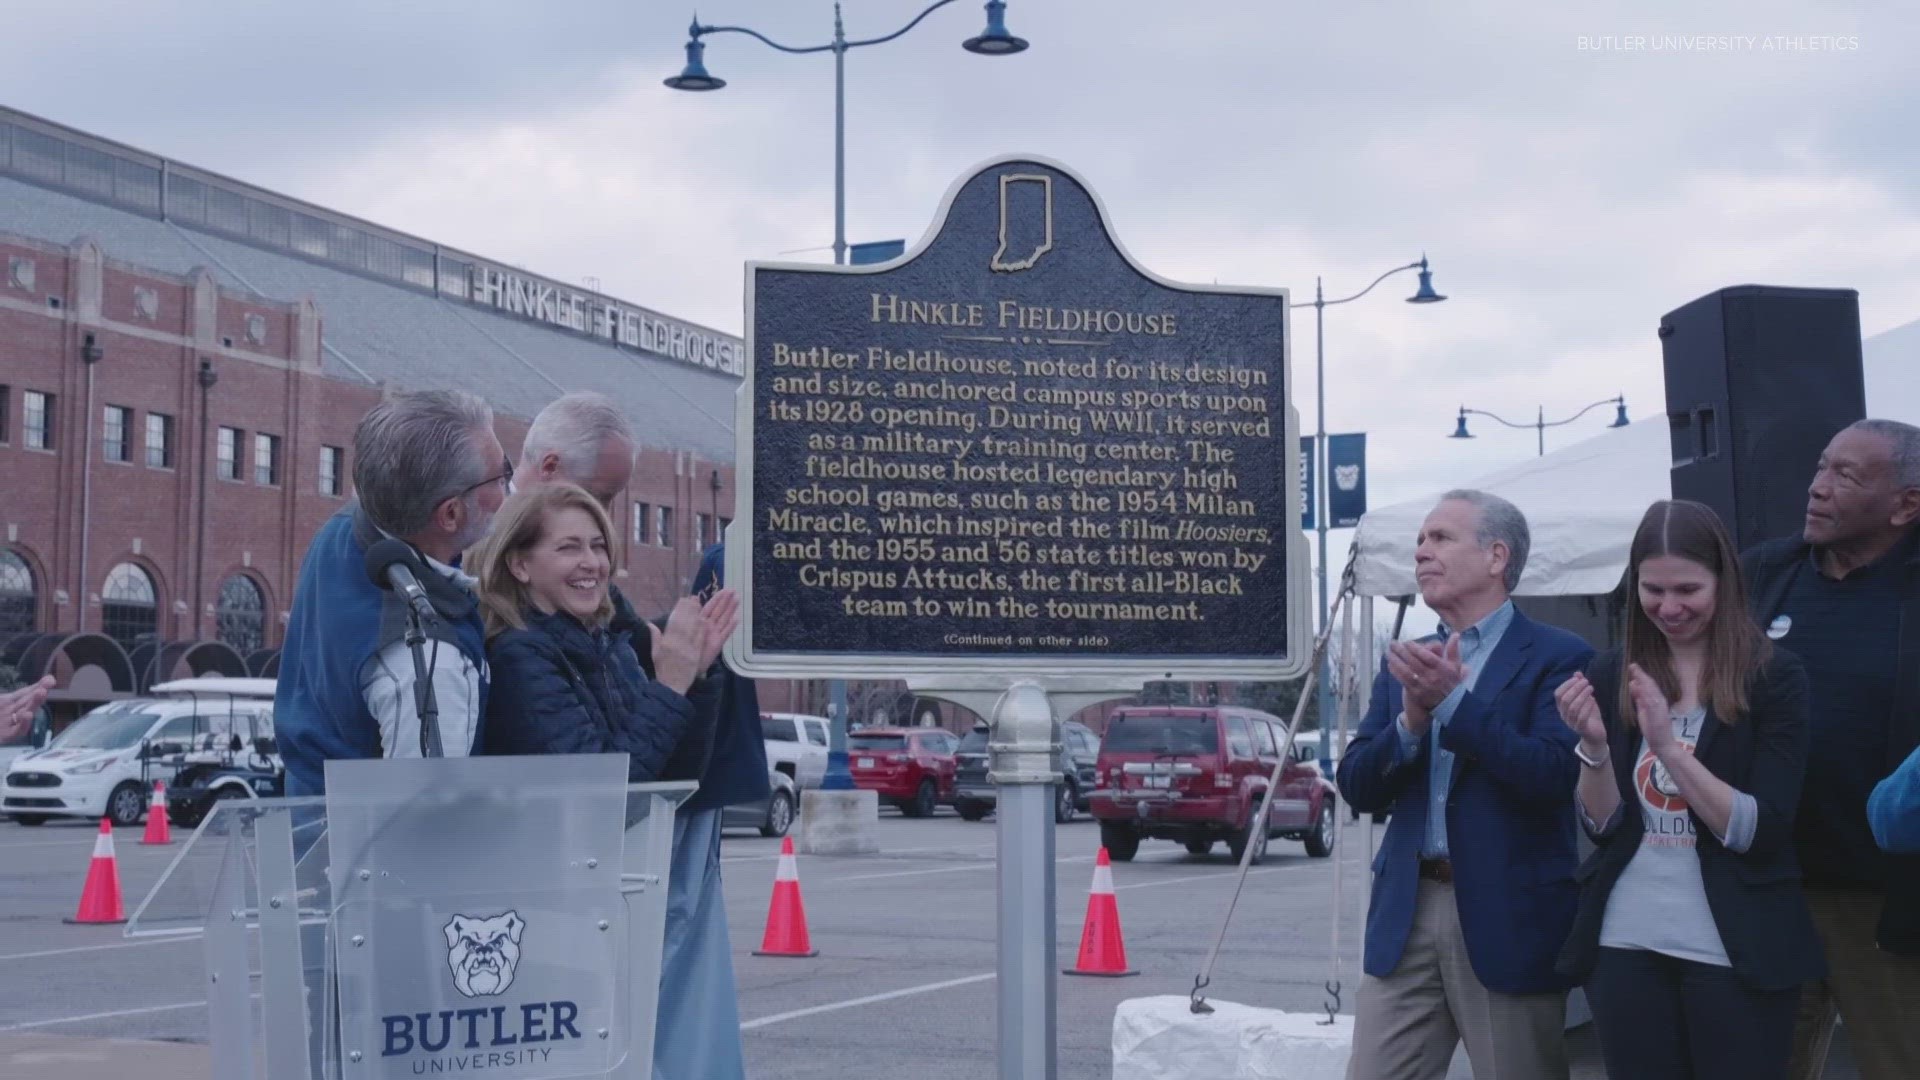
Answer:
[
  {"xmin": 666, "ymin": 0, "xmax": 1027, "ymax": 267},
  {"xmin": 1450, "ymin": 396, "xmax": 1629, "ymax": 456},
  {"xmin": 668, "ymin": 0, "xmax": 1027, "ymax": 793},
  {"xmin": 1291, "ymin": 257, "xmax": 1445, "ymax": 756}
]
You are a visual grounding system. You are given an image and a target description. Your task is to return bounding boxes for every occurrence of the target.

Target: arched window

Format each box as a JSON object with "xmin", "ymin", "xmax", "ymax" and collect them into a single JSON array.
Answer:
[
  {"xmin": 102, "ymin": 562, "xmax": 158, "ymax": 652},
  {"xmin": 216, "ymin": 574, "xmax": 265, "ymax": 655},
  {"xmin": 0, "ymin": 550, "xmax": 35, "ymax": 638}
]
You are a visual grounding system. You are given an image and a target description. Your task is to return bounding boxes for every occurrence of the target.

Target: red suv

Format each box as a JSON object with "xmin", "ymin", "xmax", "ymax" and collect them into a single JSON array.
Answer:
[
  {"xmin": 1089, "ymin": 706, "xmax": 1337, "ymax": 864},
  {"xmin": 848, "ymin": 727, "xmax": 958, "ymax": 817}
]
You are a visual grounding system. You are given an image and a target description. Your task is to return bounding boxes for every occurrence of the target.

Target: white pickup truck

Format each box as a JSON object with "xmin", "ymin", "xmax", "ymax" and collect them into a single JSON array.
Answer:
[{"xmin": 761, "ymin": 712, "xmax": 831, "ymax": 791}]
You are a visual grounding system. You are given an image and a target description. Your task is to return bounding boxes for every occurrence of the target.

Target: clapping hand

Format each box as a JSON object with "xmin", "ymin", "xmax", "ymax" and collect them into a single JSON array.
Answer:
[
  {"xmin": 1627, "ymin": 664, "xmax": 1676, "ymax": 755},
  {"xmin": 648, "ymin": 589, "xmax": 741, "ymax": 695},
  {"xmin": 0, "ymin": 675, "xmax": 54, "ymax": 741},
  {"xmin": 1387, "ymin": 636, "xmax": 1465, "ymax": 731},
  {"xmin": 1554, "ymin": 672, "xmax": 1608, "ymax": 752}
]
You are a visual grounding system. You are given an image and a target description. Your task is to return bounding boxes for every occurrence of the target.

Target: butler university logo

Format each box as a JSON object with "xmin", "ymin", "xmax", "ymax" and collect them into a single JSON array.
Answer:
[
  {"xmin": 381, "ymin": 908, "xmax": 584, "ymax": 1066},
  {"xmin": 1334, "ymin": 464, "xmax": 1361, "ymax": 491},
  {"xmin": 445, "ymin": 911, "xmax": 525, "ymax": 998}
]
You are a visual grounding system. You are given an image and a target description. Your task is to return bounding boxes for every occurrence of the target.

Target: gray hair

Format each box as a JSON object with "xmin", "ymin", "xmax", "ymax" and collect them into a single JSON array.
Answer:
[
  {"xmin": 522, "ymin": 391, "xmax": 633, "ymax": 478},
  {"xmin": 1440, "ymin": 488, "xmax": 1530, "ymax": 592},
  {"xmin": 1847, "ymin": 418, "xmax": 1920, "ymax": 489},
  {"xmin": 353, "ymin": 389, "xmax": 495, "ymax": 538}
]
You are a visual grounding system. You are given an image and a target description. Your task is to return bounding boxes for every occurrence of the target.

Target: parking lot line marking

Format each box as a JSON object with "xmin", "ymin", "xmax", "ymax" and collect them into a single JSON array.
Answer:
[
  {"xmin": 720, "ymin": 840, "xmax": 995, "ymax": 865},
  {"xmin": 832, "ymin": 853, "xmax": 1094, "ymax": 884},
  {"xmin": 0, "ymin": 995, "xmax": 256, "ymax": 1032},
  {"xmin": 0, "ymin": 935, "xmax": 201, "ymax": 963},
  {"xmin": 1114, "ymin": 865, "xmax": 1284, "ymax": 891},
  {"xmin": 739, "ymin": 972, "xmax": 995, "ymax": 1030}
]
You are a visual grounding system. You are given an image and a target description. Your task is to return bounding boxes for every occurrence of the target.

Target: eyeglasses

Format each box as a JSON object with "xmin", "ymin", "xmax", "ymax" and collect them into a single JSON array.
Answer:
[{"xmin": 457, "ymin": 456, "xmax": 514, "ymax": 499}]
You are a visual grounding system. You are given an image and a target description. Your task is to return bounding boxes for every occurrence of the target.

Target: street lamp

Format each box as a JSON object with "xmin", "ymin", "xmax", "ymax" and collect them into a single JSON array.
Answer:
[
  {"xmin": 665, "ymin": 0, "xmax": 1028, "ymax": 266},
  {"xmin": 1290, "ymin": 256, "xmax": 1445, "ymax": 753},
  {"xmin": 1450, "ymin": 396, "xmax": 1630, "ymax": 456},
  {"xmin": 667, "ymin": 0, "xmax": 1026, "ymax": 794}
]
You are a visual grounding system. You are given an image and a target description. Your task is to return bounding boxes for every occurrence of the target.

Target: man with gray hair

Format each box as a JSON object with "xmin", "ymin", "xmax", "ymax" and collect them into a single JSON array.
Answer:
[
  {"xmin": 1338, "ymin": 489, "xmax": 1593, "ymax": 1080},
  {"xmin": 277, "ymin": 388, "xmax": 509, "ymax": 796},
  {"xmin": 1743, "ymin": 418, "xmax": 1920, "ymax": 1080},
  {"xmin": 517, "ymin": 390, "xmax": 637, "ymax": 507}
]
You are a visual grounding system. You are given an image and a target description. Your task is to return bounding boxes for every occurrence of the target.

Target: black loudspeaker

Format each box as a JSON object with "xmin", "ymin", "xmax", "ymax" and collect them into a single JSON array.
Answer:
[{"xmin": 1661, "ymin": 285, "xmax": 1866, "ymax": 553}]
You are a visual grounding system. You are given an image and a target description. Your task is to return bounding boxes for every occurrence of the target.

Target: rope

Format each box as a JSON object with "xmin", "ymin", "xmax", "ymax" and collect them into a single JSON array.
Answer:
[
  {"xmin": 1321, "ymin": 583, "xmax": 1357, "ymax": 1024},
  {"xmin": 1191, "ymin": 547, "xmax": 1360, "ymax": 1015}
]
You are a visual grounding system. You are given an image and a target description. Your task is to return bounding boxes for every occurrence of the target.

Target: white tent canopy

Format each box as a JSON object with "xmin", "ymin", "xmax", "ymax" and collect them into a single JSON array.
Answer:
[{"xmin": 1352, "ymin": 314, "xmax": 1920, "ymax": 599}]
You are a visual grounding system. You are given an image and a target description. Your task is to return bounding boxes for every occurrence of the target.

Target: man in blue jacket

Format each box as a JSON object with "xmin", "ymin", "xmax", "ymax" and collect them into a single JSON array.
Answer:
[
  {"xmin": 1337, "ymin": 490, "xmax": 1592, "ymax": 1080},
  {"xmin": 277, "ymin": 389, "xmax": 507, "ymax": 796},
  {"xmin": 510, "ymin": 392, "xmax": 765, "ymax": 1080},
  {"xmin": 1870, "ymin": 746, "xmax": 1920, "ymax": 853}
]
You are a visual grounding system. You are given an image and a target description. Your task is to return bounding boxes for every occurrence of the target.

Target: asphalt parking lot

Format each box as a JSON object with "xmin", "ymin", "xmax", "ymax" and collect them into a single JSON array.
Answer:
[{"xmin": 0, "ymin": 808, "xmax": 1861, "ymax": 1079}]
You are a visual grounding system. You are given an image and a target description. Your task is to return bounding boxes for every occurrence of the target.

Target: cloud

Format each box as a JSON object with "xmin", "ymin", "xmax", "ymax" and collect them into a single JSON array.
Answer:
[{"xmin": 5, "ymin": 0, "xmax": 1918, "ymax": 632}]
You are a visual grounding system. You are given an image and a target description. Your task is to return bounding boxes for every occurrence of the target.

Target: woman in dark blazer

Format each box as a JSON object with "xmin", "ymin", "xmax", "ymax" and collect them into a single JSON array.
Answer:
[
  {"xmin": 1554, "ymin": 499, "xmax": 1822, "ymax": 1080},
  {"xmin": 474, "ymin": 482, "xmax": 737, "ymax": 780}
]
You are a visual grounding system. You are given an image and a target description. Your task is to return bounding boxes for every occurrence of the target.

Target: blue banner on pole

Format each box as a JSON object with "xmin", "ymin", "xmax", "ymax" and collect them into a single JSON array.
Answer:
[
  {"xmin": 1327, "ymin": 433, "xmax": 1367, "ymax": 528},
  {"xmin": 849, "ymin": 239, "xmax": 906, "ymax": 265},
  {"xmin": 1299, "ymin": 436, "xmax": 1315, "ymax": 532}
]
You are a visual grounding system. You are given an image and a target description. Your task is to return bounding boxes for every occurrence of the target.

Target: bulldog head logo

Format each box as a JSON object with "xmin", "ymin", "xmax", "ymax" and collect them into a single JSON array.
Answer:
[
  {"xmin": 444, "ymin": 912, "xmax": 525, "ymax": 998},
  {"xmin": 1334, "ymin": 464, "xmax": 1361, "ymax": 491}
]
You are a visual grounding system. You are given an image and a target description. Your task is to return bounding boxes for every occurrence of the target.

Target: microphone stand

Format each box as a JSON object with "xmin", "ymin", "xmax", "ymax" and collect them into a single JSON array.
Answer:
[{"xmin": 403, "ymin": 603, "xmax": 445, "ymax": 758}]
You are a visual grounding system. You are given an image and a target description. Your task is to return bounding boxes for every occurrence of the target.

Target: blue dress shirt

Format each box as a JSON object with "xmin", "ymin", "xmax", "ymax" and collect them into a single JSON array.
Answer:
[{"xmin": 1394, "ymin": 600, "xmax": 1515, "ymax": 859}]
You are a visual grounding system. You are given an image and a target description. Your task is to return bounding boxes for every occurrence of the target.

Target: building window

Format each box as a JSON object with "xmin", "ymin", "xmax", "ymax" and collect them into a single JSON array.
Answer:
[
  {"xmin": 319, "ymin": 445, "xmax": 342, "ymax": 496},
  {"xmin": 145, "ymin": 413, "xmax": 174, "ymax": 468},
  {"xmin": 0, "ymin": 385, "xmax": 10, "ymax": 442},
  {"xmin": 654, "ymin": 506, "xmax": 674, "ymax": 549},
  {"xmin": 215, "ymin": 574, "xmax": 265, "ymax": 655},
  {"xmin": 101, "ymin": 562, "xmax": 158, "ymax": 653},
  {"xmin": 217, "ymin": 427, "xmax": 241, "ymax": 481},
  {"xmin": 103, "ymin": 405, "xmax": 131, "ymax": 462},
  {"xmin": 694, "ymin": 513, "xmax": 711, "ymax": 550},
  {"xmin": 24, "ymin": 391, "xmax": 52, "ymax": 450},
  {"xmin": 0, "ymin": 549, "xmax": 36, "ymax": 638},
  {"xmin": 632, "ymin": 503, "xmax": 649, "ymax": 545},
  {"xmin": 254, "ymin": 433, "xmax": 280, "ymax": 486}
]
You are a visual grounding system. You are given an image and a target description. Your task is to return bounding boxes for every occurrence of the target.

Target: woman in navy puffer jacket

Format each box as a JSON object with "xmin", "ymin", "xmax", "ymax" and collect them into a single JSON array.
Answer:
[{"xmin": 475, "ymin": 483, "xmax": 739, "ymax": 780}]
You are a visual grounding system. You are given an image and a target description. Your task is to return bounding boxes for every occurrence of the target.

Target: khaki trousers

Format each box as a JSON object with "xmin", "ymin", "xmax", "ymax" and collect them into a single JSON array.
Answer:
[
  {"xmin": 1346, "ymin": 877, "xmax": 1568, "ymax": 1080},
  {"xmin": 1787, "ymin": 889, "xmax": 1920, "ymax": 1080}
]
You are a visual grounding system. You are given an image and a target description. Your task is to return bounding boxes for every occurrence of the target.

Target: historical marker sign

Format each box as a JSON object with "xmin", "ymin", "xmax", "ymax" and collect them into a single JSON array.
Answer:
[{"xmin": 725, "ymin": 157, "xmax": 1312, "ymax": 681}]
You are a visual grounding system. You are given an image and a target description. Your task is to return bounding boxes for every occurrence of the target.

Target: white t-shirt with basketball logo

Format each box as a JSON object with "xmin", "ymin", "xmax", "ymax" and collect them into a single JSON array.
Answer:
[{"xmin": 1598, "ymin": 706, "xmax": 1731, "ymax": 967}]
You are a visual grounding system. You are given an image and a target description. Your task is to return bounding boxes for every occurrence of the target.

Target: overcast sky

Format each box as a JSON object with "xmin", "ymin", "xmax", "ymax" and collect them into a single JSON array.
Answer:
[{"xmin": 6, "ymin": 0, "xmax": 1917, "ymax": 637}]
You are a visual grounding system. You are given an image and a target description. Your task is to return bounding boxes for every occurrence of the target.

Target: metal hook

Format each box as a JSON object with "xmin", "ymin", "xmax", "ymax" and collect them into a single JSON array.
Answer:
[
  {"xmin": 1318, "ymin": 979, "xmax": 1343, "ymax": 1025},
  {"xmin": 1188, "ymin": 974, "xmax": 1214, "ymax": 1015}
]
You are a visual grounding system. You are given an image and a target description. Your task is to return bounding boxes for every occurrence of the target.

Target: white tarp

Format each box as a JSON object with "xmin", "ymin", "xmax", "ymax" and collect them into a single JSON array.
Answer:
[
  {"xmin": 1352, "ymin": 315, "xmax": 1920, "ymax": 599},
  {"xmin": 1112, "ymin": 996, "xmax": 1354, "ymax": 1080}
]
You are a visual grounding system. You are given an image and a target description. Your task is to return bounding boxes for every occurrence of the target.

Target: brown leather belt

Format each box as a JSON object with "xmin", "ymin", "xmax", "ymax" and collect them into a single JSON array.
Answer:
[{"xmin": 1418, "ymin": 858, "xmax": 1454, "ymax": 884}]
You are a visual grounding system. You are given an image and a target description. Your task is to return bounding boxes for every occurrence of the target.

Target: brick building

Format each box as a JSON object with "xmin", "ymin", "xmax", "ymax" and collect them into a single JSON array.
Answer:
[{"xmin": 0, "ymin": 105, "xmax": 816, "ymax": 720}]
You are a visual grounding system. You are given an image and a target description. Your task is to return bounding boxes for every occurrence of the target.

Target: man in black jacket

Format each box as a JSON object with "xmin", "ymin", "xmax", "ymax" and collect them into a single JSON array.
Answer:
[{"xmin": 1743, "ymin": 418, "xmax": 1920, "ymax": 1080}]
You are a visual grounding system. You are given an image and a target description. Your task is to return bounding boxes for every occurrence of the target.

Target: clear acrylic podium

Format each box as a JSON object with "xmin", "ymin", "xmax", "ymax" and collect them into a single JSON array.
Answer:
[{"xmin": 128, "ymin": 754, "xmax": 695, "ymax": 1080}]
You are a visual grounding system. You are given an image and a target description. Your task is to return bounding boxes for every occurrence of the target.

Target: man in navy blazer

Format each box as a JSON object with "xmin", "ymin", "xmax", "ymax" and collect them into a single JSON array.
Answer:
[{"xmin": 1338, "ymin": 490, "xmax": 1593, "ymax": 1080}]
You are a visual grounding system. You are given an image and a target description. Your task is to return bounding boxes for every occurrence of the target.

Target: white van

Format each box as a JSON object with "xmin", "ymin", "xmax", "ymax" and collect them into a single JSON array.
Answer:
[
  {"xmin": 2, "ymin": 677, "xmax": 276, "ymax": 827},
  {"xmin": 761, "ymin": 712, "xmax": 831, "ymax": 791}
]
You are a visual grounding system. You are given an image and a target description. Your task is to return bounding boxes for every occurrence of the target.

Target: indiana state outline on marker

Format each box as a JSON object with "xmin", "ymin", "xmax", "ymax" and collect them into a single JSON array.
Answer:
[{"xmin": 992, "ymin": 173, "xmax": 1054, "ymax": 272}]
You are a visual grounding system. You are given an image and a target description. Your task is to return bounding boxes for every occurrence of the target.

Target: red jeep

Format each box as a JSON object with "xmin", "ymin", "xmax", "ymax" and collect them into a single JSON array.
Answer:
[
  {"xmin": 1089, "ymin": 706, "xmax": 1337, "ymax": 863},
  {"xmin": 848, "ymin": 726, "xmax": 958, "ymax": 817}
]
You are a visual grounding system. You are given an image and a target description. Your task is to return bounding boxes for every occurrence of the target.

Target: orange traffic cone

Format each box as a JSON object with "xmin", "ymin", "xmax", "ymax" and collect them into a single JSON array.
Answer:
[
  {"xmin": 140, "ymin": 781, "xmax": 171, "ymax": 845},
  {"xmin": 752, "ymin": 836, "xmax": 818, "ymax": 957},
  {"xmin": 1064, "ymin": 847, "xmax": 1137, "ymax": 977},
  {"xmin": 65, "ymin": 818, "xmax": 126, "ymax": 925}
]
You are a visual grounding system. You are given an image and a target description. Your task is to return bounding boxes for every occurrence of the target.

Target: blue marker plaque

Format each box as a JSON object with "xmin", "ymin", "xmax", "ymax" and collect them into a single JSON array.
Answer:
[{"xmin": 725, "ymin": 156, "xmax": 1311, "ymax": 681}]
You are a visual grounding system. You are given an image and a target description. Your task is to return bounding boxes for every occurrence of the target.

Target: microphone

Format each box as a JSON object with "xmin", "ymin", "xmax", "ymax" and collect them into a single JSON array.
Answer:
[{"xmin": 365, "ymin": 538, "xmax": 441, "ymax": 626}]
